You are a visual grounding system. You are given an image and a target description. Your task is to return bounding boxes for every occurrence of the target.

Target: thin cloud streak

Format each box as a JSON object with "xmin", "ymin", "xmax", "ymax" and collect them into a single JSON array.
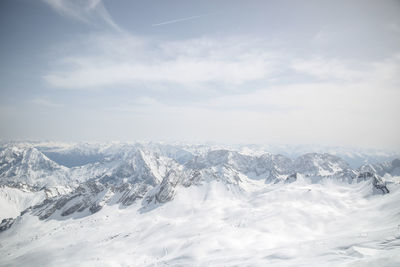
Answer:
[
  {"xmin": 43, "ymin": 0, "xmax": 122, "ymax": 31},
  {"xmin": 13, "ymin": 0, "xmax": 398, "ymax": 148},
  {"xmin": 152, "ymin": 15, "xmax": 204, "ymax": 27}
]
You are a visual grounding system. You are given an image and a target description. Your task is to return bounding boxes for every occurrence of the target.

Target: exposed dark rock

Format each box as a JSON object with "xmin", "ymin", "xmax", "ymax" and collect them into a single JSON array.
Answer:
[
  {"xmin": 182, "ymin": 170, "xmax": 201, "ymax": 187},
  {"xmin": 118, "ymin": 183, "xmax": 149, "ymax": 206},
  {"xmin": 55, "ymin": 194, "xmax": 80, "ymax": 210},
  {"xmin": 357, "ymin": 171, "xmax": 389, "ymax": 194},
  {"xmin": 1, "ymin": 144, "xmax": 395, "ymax": 228},
  {"xmin": 61, "ymin": 203, "xmax": 83, "ymax": 216},
  {"xmin": 155, "ymin": 170, "xmax": 180, "ymax": 203},
  {"xmin": 372, "ymin": 175, "xmax": 390, "ymax": 194},
  {"xmin": 89, "ymin": 203, "xmax": 102, "ymax": 214},
  {"xmin": 285, "ymin": 173, "xmax": 298, "ymax": 183},
  {"xmin": 38, "ymin": 205, "xmax": 57, "ymax": 220},
  {"xmin": 0, "ymin": 218, "xmax": 14, "ymax": 232}
]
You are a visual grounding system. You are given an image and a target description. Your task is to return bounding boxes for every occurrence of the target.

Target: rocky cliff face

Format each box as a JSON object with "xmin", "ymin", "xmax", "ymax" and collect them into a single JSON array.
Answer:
[
  {"xmin": 357, "ymin": 171, "xmax": 390, "ymax": 194},
  {"xmin": 359, "ymin": 159, "xmax": 400, "ymax": 177},
  {"xmin": 29, "ymin": 180, "xmax": 151, "ymax": 220},
  {"xmin": 0, "ymin": 145, "xmax": 70, "ymax": 187},
  {"xmin": 0, "ymin": 142, "xmax": 397, "ymax": 230}
]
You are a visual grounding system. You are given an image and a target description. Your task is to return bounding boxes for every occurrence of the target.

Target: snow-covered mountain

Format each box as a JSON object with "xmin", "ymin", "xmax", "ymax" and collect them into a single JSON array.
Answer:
[
  {"xmin": 0, "ymin": 141, "xmax": 399, "ymax": 266},
  {"xmin": 0, "ymin": 184, "xmax": 46, "ymax": 220},
  {"xmin": 232, "ymin": 143, "xmax": 400, "ymax": 168},
  {"xmin": 0, "ymin": 145, "xmax": 70, "ymax": 187},
  {"xmin": 359, "ymin": 158, "xmax": 400, "ymax": 177}
]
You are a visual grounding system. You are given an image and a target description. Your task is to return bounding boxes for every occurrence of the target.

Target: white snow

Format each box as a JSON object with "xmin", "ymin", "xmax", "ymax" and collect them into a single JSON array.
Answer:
[
  {"xmin": 1, "ymin": 179, "xmax": 399, "ymax": 266},
  {"xmin": 1, "ymin": 142, "xmax": 399, "ymax": 266},
  {"xmin": 0, "ymin": 186, "xmax": 46, "ymax": 221}
]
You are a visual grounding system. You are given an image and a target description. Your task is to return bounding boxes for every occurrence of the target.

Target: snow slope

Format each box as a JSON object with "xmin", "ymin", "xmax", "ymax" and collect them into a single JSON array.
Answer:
[
  {"xmin": 0, "ymin": 145, "xmax": 70, "ymax": 187},
  {"xmin": 0, "ymin": 142, "xmax": 399, "ymax": 266},
  {"xmin": 0, "ymin": 179, "xmax": 399, "ymax": 266},
  {"xmin": 0, "ymin": 185, "xmax": 46, "ymax": 221}
]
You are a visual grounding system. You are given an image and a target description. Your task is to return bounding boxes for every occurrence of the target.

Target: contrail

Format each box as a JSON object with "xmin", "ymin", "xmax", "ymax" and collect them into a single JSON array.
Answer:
[{"xmin": 152, "ymin": 15, "xmax": 204, "ymax": 27}]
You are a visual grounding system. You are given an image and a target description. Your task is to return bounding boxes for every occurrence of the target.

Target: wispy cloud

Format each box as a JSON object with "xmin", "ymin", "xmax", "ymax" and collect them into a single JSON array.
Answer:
[
  {"xmin": 152, "ymin": 15, "xmax": 205, "ymax": 27},
  {"xmin": 291, "ymin": 57, "xmax": 366, "ymax": 81},
  {"xmin": 43, "ymin": 35, "xmax": 282, "ymax": 89},
  {"xmin": 100, "ymin": 52, "xmax": 400, "ymax": 147},
  {"xmin": 30, "ymin": 97, "xmax": 64, "ymax": 108},
  {"xmin": 43, "ymin": 0, "xmax": 121, "ymax": 31},
  {"xmin": 38, "ymin": 0, "xmax": 400, "ymax": 148}
]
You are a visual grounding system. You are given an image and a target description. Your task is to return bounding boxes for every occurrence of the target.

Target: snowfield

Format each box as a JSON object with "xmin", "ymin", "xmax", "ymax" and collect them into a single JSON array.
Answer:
[
  {"xmin": 1, "ymin": 179, "xmax": 400, "ymax": 266},
  {"xmin": 0, "ymin": 142, "xmax": 399, "ymax": 266},
  {"xmin": 0, "ymin": 185, "xmax": 46, "ymax": 220}
]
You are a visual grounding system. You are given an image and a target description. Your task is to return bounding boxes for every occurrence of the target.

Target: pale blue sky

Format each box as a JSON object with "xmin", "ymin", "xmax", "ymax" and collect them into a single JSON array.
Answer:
[{"xmin": 0, "ymin": 0, "xmax": 399, "ymax": 149}]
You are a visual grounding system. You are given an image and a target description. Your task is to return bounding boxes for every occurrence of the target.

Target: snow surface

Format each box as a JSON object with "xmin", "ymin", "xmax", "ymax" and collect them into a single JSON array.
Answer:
[
  {"xmin": 1, "ymin": 179, "xmax": 399, "ymax": 267},
  {"xmin": 24, "ymin": 141, "xmax": 400, "ymax": 168},
  {"xmin": 1, "ymin": 142, "xmax": 399, "ymax": 266},
  {"xmin": 0, "ymin": 186, "xmax": 46, "ymax": 221}
]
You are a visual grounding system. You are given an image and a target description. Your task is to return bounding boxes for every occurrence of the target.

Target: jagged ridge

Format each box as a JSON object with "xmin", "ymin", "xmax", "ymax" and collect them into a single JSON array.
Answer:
[{"xmin": 0, "ymin": 143, "xmax": 397, "ymax": 226}]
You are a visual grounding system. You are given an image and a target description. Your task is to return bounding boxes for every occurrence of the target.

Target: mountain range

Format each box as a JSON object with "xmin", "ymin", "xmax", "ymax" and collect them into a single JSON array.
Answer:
[{"xmin": 0, "ymin": 142, "xmax": 399, "ymax": 266}]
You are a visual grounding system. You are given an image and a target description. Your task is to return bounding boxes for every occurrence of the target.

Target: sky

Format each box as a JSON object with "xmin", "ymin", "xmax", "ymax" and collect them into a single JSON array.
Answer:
[{"xmin": 0, "ymin": 0, "xmax": 399, "ymax": 149}]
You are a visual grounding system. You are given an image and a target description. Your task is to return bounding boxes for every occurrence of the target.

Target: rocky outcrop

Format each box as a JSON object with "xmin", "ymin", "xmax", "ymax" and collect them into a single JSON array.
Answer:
[
  {"xmin": 285, "ymin": 173, "xmax": 298, "ymax": 183},
  {"xmin": 0, "ymin": 143, "xmax": 396, "ymax": 233},
  {"xmin": 0, "ymin": 145, "xmax": 70, "ymax": 187},
  {"xmin": 0, "ymin": 218, "xmax": 14, "ymax": 232},
  {"xmin": 357, "ymin": 172, "xmax": 389, "ymax": 194},
  {"xmin": 28, "ymin": 180, "xmax": 153, "ymax": 220},
  {"xmin": 359, "ymin": 158, "xmax": 400, "ymax": 177}
]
